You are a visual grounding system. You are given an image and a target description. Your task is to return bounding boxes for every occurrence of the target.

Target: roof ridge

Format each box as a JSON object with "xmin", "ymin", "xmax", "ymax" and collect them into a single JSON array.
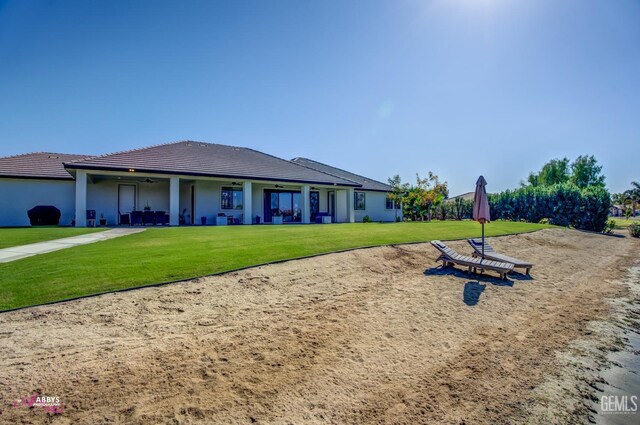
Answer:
[
  {"xmin": 292, "ymin": 157, "xmax": 389, "ymax": 188},
  {"xmin": 289, "ymin": 158, "xmax": 361, "ymax": 185},
  {"xmin": 63, "ymin": 140, "xmax": 262, "ymax": 164},
  {"xmin": 241, "ymin": 148, "xmax": 361, "ymax": 185}
]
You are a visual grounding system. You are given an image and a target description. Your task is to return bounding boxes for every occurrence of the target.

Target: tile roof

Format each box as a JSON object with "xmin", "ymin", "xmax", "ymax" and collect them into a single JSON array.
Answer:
[
  {"xmin": 446, "ymin": 192, "xmax": 475, "ymax": 202},
  {"xmin": 290, "ymin": 157, "xmax": 391, "ymax": 192},
  {"xmin": 0, "ymin": 152, "xmax": 88, "ymax": 180},
  {"xmin": 64, "ymin": 141, "xmax": 360, "ymax": 186}
]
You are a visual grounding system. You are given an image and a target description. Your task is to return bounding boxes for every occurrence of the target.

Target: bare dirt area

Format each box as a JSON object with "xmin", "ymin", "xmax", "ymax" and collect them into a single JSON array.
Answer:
[{"xmin": 0, "ymin": 228, "xmax": 638, "ymax": 424}]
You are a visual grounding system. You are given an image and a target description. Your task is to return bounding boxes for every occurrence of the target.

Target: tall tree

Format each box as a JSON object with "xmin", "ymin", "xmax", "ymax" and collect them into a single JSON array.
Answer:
[
  {"xmin": 569, "ymin": 155, "xmax": 605, "ymax": 188},
  {"xmin": 453, "ymin": 197, "xmax": 472, "ymax": 220},
  {"xmin": 402, "ymin": 186, "xmax": 424, "ymax": 221},
  {"xmin": 527, "ymin": 158, "xmax": 570, "ymax": 187},
  {"xmin": 387, "ymin": 174, "xmax": 408, "ymax": 222},
  {"xmin": 626, "ymin": 181, "xmax": 640, "ymax": 216},
  {"xmin": 612, "ymin": 193, "xmax": 628, "ymax": 217},
  {"xmin": 415, "ymin": 172, "xmax": 449, "ymax": 221}
]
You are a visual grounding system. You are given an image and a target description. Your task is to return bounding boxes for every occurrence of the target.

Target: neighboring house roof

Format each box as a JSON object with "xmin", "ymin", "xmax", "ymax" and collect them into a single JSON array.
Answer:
[
  {"xmin": 290, "ymin": 157, "xmax": 391, "ymax": 192},
  {"xmin": 0, "ymin": 152, "xmax": 88, "ymax": 180},
  {"xmin": 65, "ymin": 141, "xmax": 359, "ymax": 186},
  {"xmin": 447, "ymin": 192, "xmax": 475, "ymax": 202}
]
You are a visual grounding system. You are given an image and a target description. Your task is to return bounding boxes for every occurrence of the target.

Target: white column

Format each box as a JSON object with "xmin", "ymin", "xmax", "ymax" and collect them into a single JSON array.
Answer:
[
  {"xmin": 243, "ymin": 181, "xmax": 252, "ymax": 224},
  {"xmin": 170, "ymin": 177, "xmax": 180, "ymax": 226},
  {"xmin": 347, "ymin": 187, "xmax": 355, "ymax": 223},
  {"xmin": 301, "ymin": 185, "xmax": 311, "ymax": 224},
  {"xmin": 334, "ymin": 189, "xmax": 344, "ymax": 223},
  {"xmin": 75, "ymin": 170, "xmax": 87, "ymax": 227}
]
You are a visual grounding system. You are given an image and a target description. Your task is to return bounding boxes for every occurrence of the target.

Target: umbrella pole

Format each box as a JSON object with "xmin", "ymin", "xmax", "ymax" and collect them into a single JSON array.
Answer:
[{"xmin": 481, "ymin": 222, "xmax": 485, "ymax": 260}]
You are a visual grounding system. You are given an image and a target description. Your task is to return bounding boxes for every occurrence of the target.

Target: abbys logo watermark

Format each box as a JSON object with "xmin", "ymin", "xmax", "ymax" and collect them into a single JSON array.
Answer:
[
  {"xmin": 601, "ymin": 395, "xmax": 638, "ymax": 415},
  {"xmin": 12, "ymin": 393, "xmax": 65, "ymax": 415}
]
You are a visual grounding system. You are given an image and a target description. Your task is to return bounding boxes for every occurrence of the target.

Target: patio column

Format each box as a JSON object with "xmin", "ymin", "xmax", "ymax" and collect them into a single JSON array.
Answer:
[
  {"xmin": 301, "ymin": 185, "xmax": 310, "ymax": 224},
  {"xmin": 169, "ymin": 177, "xmax": 180, "ymax": 226},
  {"xmin": 243, "ymin": 181, "xmax": 252, "ymax": 224},
  {"xmin": 75, "ymin": 170, "xmax": 87, "ymax": 227},
  {"xmin": 347, "ymin": 187, "xmax": 355, "ymax": 223}
]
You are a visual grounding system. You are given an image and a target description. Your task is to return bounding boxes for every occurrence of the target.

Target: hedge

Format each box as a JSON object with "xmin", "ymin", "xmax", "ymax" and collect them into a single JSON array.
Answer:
[{"xmin": 488, "ymin": 183, "xmax": 611, "ymax": 232}]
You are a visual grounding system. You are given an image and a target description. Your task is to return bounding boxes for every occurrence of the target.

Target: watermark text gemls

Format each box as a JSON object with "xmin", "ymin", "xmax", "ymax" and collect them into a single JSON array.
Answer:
[{"xmin": 601, "ymin": 395, "xmax": 638, "ymax": 414}]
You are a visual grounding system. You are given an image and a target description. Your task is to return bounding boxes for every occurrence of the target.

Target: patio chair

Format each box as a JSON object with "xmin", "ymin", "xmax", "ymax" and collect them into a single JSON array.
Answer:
[
  {"xmin": 467, "ymin": 239, "xmax": 534, "ymax": 275},
  {"xmin": 119, "ymin": 213, "xmax": 130, "ymax": 226},
  {"xmin": 86, "ymin": 210, "xmax": 96, "ymax": 227},
  {"xmin": 155, "ymin": 211, "xmax": 167, "ymax": 225},
  {"xmin": 315, "ymin": 212, "xmax": 330, "ymax": 224},
  {"xmin": 143, "ymin": 211, "xmax": 155, "ymax": 225},
  {"xmin": 130, "ymin": 210, "xmax": 143, "ymax": 226},
  {"xmin": 430, "ymin": 240, "xmax": 513, "ymax": 280}
]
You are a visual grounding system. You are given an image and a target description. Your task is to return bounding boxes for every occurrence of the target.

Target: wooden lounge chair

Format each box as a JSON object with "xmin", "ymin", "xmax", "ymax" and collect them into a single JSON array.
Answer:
[
  {"xmin": 430, "ymin": 240, "xmax": 514, "ymax": 280},
  {"xmin": 467, "ymin": 238, "xmax": 533, "ymax": 275}
]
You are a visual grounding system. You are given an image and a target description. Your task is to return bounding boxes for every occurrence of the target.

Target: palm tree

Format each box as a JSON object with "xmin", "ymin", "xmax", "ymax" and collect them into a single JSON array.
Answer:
[
  {"xmin": 619, "ymin": 191, "xmax": 632, "ymax": 218},
  {"xmin": 629, "ymin": 181, "xmax": 640, "ymax": 217},
  {"xmin": 612, "ymin": 193, "xmax": 624, "ymax": 216}
]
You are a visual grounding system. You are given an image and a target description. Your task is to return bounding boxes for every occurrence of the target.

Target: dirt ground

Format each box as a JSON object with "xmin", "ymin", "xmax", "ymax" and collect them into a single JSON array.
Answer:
[{"xmin": 0, "ymin": 228, "xmax": 638, "ymax": 424}]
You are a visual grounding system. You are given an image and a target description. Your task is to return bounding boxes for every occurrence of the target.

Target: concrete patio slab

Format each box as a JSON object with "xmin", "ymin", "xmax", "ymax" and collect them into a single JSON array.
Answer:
[{"xmin": 0, "ymin": 228, "xmax": 146, "ymax": 263}]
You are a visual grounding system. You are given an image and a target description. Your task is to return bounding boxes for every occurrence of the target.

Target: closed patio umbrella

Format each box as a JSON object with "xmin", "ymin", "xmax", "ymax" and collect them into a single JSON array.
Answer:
[{"xmin": 473, "ymin": 176, "xmax": 490, "ymax": 259}]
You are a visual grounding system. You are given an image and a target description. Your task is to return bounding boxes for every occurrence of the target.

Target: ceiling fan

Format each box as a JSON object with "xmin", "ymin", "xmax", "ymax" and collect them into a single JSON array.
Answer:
[{"xmin": 144, "ymin": 178, "xmax": 158, "ymax": 184}]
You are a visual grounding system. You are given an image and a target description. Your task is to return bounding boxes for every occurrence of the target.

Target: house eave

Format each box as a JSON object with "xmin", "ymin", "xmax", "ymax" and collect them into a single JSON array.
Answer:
[
  {"xmin": 63, "ymin": 164, "xmax": 362, "ymax": 188},
  {"xmin": 0, "ymin": 174, "xmax": 74, "ymax": 182}
]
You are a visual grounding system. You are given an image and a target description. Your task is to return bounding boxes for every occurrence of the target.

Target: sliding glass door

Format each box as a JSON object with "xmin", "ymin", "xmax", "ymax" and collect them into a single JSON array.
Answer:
[{"xmin": 264, "ymin": 190, "xmax": 302, "ymax": 223}]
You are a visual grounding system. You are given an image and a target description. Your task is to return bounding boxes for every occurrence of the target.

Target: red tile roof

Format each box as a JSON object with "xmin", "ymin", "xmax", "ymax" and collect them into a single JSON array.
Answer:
[
  {"xmin": 0, "ymin": 152, "xmax": 88, "ymax": 180},
  {"xmin": 65, "ymin": 141, "xmax": 360, "ymax": 186},
  {"xmin": 290, "ymin": 157, "xmax": 391, "ymax": 192}
]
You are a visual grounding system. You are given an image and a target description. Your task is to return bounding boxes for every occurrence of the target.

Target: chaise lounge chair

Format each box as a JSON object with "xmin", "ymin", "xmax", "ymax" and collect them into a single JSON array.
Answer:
[
  {"xmin": 467, "ymin": 238, "xmax": 533, "ymax": 275},
  {"xmin": 430, "ymin": 240, "xmax": 514, "ymax": 280}
]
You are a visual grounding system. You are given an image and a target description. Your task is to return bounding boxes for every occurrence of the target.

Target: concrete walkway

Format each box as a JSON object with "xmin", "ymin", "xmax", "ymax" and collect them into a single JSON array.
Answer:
[{"xmin": 0, "ymin": 228, "xmax": 146, "ymax": 263}]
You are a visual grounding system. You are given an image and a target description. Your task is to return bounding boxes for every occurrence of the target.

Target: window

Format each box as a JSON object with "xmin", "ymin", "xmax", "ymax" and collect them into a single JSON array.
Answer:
[
  {"xmin": 354, "ymin": 191, "xmax": 366, "ymax": 210},
  {"xmin": 386, "ymin": 195, "xmax": 400, "ymax": 210},
  {"xmin": 221, "ymin": 187, "xmax": 243, "ymax": 210}
]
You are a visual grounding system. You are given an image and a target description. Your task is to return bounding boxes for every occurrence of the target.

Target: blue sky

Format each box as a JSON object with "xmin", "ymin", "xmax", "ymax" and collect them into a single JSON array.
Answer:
[{"xmin": 0, "ymin": 0, "xmax": 638, "ymax": 195}]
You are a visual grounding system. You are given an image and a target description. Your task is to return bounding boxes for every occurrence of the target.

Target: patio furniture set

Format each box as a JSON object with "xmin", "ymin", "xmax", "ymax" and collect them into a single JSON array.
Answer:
[
  {"xmin": 431, "ymin": 239, "xmax": 534, "ymax": 280},
  {"xmin": 119, "ymin": 210, "xmax": 170, "ymax": 226}
]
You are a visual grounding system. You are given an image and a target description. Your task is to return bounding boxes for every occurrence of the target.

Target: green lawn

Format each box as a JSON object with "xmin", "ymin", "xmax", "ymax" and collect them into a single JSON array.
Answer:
[
  {"xmin": 0, "ymin": 227, "xmax": 105, "ymax": 249},
  {"xmin": 0, "ymin": 221, "xmax": 551, "ymax": 311},
  {"xmin": 611, "ymin": 218, "xmax": 639, "ymax": 229}
]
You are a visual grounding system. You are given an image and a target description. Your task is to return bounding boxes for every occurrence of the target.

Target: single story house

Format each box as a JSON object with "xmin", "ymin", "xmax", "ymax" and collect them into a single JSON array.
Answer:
[{"xmin": 0, "ymin": 141, "xmax": 398, "ymax": 227}]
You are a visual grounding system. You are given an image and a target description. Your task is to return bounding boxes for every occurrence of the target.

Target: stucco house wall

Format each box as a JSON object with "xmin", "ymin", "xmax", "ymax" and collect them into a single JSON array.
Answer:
[
  {"xmin": 86, "ymin": 180, "xmax": 170, "ymax": 226},
  {"xmin": 0, "ymin": 178, "xmax": 76, "ymax": 226},
  {"xmin": 354, "ymin": 191, "xmax": 397, "ymax": 222}
]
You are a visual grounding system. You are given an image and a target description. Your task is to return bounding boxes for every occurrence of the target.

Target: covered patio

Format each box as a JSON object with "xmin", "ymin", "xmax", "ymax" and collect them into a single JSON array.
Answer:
[{"xmin": 72, "ymin": 169, "xmax": 356, "ymax": 227}]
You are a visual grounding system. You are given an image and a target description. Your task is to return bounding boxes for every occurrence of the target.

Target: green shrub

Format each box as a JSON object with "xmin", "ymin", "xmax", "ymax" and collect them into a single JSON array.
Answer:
[
  {"xmin": 362, "ymin": 215, "xmax": 372, "ymax": 223},
  {"xmin": 629, "ymin": 222, "xmax": 640, "ymax": 238},
  {"xmin": 489, "ymin": 183, "xmax": 611, "ymax": 232},
  {"xmin": 451, "ymin": 198, "xmax": 473, "ymax": 220},
  {"xmin": 602, "ymin": 219, "xmax": 616, "ymax": 234},
  {"xmin": 434, "ymin": 202, "xmax": 450, "ymax": 220}
]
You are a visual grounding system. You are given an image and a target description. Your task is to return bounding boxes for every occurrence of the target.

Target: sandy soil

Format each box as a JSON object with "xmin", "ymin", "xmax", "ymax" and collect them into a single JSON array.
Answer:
[{"xmin": 0, "ymin": 228, "xmax": 638, "ymax": 424}]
